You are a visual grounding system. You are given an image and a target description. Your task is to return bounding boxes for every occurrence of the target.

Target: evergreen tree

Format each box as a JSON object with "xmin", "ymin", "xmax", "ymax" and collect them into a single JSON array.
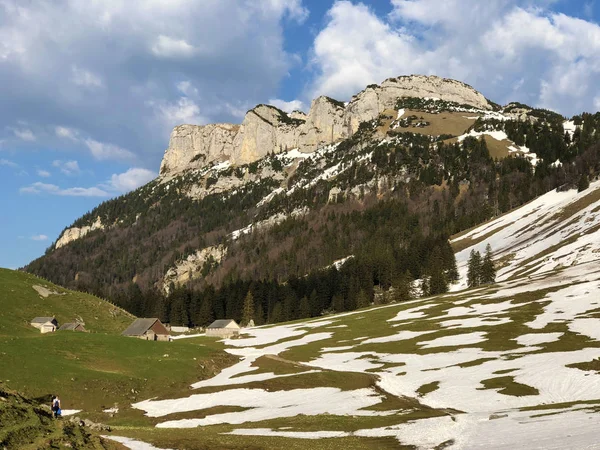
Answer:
[
  {"xmin": 297, "ymin": 296, "xmax": 310, "ymax": 319},
  {"xmin": 395, "ymin": 270, "xmax": 415, "ymax": 301},
  {"xmin": 578, "ymin": 174, "xmax": 590, "ymax": 192},
  {"xmin": 241, "ymin": 290, "xmax": 254, "ymax": 326},
  {"xmin": 356, "ymin": 289, "xmax": 370, "ymax": 309},
  {"xmin": 480, "ymin": 244, "xmax": 496, "ymax": 284},
  {"xmin": 467, "ymin": 250, "xmax": 482, "ymax": 287}
]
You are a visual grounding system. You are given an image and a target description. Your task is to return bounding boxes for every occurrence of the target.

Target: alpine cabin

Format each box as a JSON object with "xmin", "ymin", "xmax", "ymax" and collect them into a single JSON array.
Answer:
[{"xmin": 206, "ymin": 319, "xmax": 240, "ymax": 338}]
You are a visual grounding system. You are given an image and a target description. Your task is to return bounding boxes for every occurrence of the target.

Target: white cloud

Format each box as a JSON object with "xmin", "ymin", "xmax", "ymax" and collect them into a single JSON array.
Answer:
[
  {"xmin": 37, "ymin": 169, "xmax": 51, "ymax": 177},
  {"xmin": 107, "ymin": 167, "xmax": 157, "ymax": 193},
  {"xmin": 55, "ymin": 126, "xmax": 78, "ymax": 141},
  {"xmin": 0, "ymin": 0, "xmax": 307, "ymax": 162},
  {"xmin": 176, "ymin": 81, "xmax": 198, "ymax": 97},
  {"xmin": 30, "ymin": 234, "xmax": 48, "ymax": 241},
  {"xmin": 0, "ymin": 158, "xmax": 17, "ymax": 167},
  {"xmin": 71, "ymin": 65, "xmax": 103, "ymax": 88},
  {"xmin": 20, "ymin": 181, "xmax": 108, "ymax": 197},
  {"xmin": 52, "ymin": 160, "xmax": 81, "ymax": 175},
  {"xmin": 13, "ymin": 128, "xmax": 36, "ymax": 141},
  {"xmin": 309, "ymin": 1, "xmax": 600, "ymax": 115},
  {"xmin": 84, "ymin": 139, "xmax": 135, "ymax": 161},
  {"xmin": 269, "ymin": 98, "xmax": 305, "ymax": 113},
  {"xmin": 151, "ymin": 97, "xmax": 207, "ymax": 131},
  {"xmin": 151, "ymin": 35, "xmax": 196, "ymax": 58}
]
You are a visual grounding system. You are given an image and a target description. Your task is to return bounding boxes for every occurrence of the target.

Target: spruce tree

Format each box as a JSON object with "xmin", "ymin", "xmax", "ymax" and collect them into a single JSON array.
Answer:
[
  {"xmin": 480, "ymin": 244, "xmax": 496, "ymax": 284},
  {"xmin": 241, "ymin": 290, "xmax": 254, "ymax": 326},
  {"xmin": 297, "ymin": 296, "xmax": 311, "ymax": 319},
  {"xmin": 467, "ymin": 250, "xmax": 482, "ymax": 287},
  {"xmin": 578, "ymin": 174, "xmax": 590, "ymax": 192}
]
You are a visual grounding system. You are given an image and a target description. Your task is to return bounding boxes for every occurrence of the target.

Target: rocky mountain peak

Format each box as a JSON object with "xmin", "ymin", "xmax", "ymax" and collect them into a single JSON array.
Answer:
[{"xmin": 160, "ymin": 74, "xmax": 492, "ymax": 176}]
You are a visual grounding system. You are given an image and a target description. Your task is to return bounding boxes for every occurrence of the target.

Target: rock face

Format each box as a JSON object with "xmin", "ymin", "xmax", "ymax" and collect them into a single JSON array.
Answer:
[
  {"xmin": 55, "ymin": 217, "xmax": 104, "ymax": 249},
  {"xmin": 160, "ymin": 75, "xmax": 492, "ymax": 176},
  {"xmin": 163, "ymin": 245, "xmax": 226, "ymax": 293}
]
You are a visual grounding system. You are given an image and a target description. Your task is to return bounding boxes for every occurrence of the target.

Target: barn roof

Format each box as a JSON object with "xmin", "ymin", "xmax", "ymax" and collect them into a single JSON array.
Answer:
[
  {"xmin": 31, "ymin": 317, "xmax": 56, "ymax": 324},
  {"xmin": 58, "ymin": 323, "xmax": 85, "ymax": 331},
  {"xmin": 207, "ymin": 319, "xmax": 239, "ymax": 329},
  {"xmin": 122, "ymin": 318, "xmax": 159, "ymax": 336}
]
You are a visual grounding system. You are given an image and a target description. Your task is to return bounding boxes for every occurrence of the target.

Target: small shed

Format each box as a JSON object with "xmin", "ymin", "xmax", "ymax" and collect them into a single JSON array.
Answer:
[
  {"xmin": 58, "ymin": 322, "xmax": 87, "ymax": 332},
  {"xmin": 122, "ymin": 318, "xmax": 170, "ymax": 341},
  {"xmin": 206, "ymin": 319, "xmax": 240, "ymax": 338},
  {"xmin": 30, "ymin": 317, "xmax": 58, "ymax": 334}
]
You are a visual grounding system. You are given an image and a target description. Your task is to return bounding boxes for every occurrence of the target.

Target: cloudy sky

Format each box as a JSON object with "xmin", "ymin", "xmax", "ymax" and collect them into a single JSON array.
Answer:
[{"xmin": 1, "ymin": 0, "xmax": 599, "ymax": 269}]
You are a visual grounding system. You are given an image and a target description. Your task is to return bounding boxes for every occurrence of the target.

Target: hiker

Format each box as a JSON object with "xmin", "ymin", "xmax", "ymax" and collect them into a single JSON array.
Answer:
[{"xmin": 51, "ymin": 395, "xmax": 62, "ymax": 418}]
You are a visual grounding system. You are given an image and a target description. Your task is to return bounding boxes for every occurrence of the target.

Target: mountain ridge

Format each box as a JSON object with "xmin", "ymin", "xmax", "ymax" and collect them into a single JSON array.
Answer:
[
  {"xmin": 25, "ymin": 74, "xmax": 600, "ymax": 329},
  {"xmin": 159, "ymin": 74, "xmax": 493, "ymax": 176}
]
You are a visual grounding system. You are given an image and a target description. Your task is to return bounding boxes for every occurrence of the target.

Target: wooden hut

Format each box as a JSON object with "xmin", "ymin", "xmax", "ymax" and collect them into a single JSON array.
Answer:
[
  {"xmin": 122, "ymin": 318, "xmax": 170, "ymax": 341},
  {"xmin": 206, "ymin": 319, "xmax": 240, "ymax": 338},
  {"xmin": 30, "ymin": 317, "xmax": 58, "ymax": 334}
]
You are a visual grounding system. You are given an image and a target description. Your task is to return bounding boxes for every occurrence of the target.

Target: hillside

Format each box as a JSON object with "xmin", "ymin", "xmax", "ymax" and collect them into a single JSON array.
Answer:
[
  {"xmin": 100, "ymin": 183, "xmax": 600, "ymax": 449},
  {"xmin": 0, "ymin": 383, "xmax": 122, "ymax": 449},
  {"xmin": 0, "ymin": 268, "xmax": 133, "ymax": 337},
  {"xmin": 0, "ymin": 269, "xmax": 235, "ymax": 416},
  {"xmin": 25, "ymin": 75, "xmax": 600, "ymax": 328}
]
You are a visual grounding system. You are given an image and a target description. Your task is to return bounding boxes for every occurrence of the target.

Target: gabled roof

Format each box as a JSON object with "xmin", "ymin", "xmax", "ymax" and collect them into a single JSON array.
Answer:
[
  {"xmin": 58, "ymin": 323, "xmax": 85, "ymax": 331},
  {"xmin": 207, "ymin": 319, "xmax": 239, "ymax": 329},
  {"xmin": 31, "ymin": 317, "xmax": 56, "ymax": 324},
  {"xmin": 122, "ymin": 318, "xmax": 167, "ymax": 336}
]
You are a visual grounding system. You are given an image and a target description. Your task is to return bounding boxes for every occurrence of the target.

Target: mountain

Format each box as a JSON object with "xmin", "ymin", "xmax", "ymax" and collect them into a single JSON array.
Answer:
[
  {"xmin": 25, "ymin": 75, "xmax": 600, "ymax": 326},
  {"xmin": 107, "ymin": 184, "xmax": 600, "ymax": 449}
]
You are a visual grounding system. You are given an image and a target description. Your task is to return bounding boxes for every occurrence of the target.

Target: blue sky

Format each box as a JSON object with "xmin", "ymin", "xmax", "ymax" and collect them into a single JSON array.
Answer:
[{"xmin": 1, "ymin": 0, "xmax": 599, "ymax": 269}]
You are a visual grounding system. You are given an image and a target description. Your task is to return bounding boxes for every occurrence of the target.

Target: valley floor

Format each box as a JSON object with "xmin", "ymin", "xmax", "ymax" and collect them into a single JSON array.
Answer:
[{"xmin": 105, "ymin": 260, "xmax": 600, "ymax": 449}]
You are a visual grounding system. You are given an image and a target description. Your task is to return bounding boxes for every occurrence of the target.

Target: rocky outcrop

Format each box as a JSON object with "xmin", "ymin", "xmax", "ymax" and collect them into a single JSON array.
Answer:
[
  {"xmin": 160, "ymin": 75, "xmax": 492, "ymax": 176},
  {"xmin": 55, "ymin": 217, "xmax": 104, "ymax": 249},
  {"xmin": 163, "ymin": 245, "xmax": 226, "ymax": 293}
]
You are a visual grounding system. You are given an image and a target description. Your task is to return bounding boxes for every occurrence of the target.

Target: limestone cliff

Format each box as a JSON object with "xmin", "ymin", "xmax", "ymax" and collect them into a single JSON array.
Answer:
[
  {"xmin": 160, "ymin": 75, "xmax": 492, "ymax": 176},
  {"xmin": 55, "ymin": 217, "xmax": 104, "ymax": 249}
]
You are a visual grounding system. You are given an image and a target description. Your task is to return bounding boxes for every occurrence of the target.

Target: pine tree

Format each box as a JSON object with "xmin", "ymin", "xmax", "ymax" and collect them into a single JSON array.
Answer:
[
  {"xmin": 356, "ymin": 289, "xmax": 370, "ymax": 309},
  {"xmin": 297, "ymin": 296, "xmax": 310, "ymax": 319},
  {"xmin": 241, "ymin": 290, "xmax": 254, "ymax": 326},
  {"xmin": 578, "ymin": 174, "xmax": 590, "ymax": 192},
  {"xmin": 480, "ymin": 244, "xmax": 496, "ymax": 284},
  {"xmin": 395, "ymin": 270, "xmax": 415, "ymax": 301},
  {"xmin": 467, "ymin": 250, "xmax": 482, "ymax": 287}
]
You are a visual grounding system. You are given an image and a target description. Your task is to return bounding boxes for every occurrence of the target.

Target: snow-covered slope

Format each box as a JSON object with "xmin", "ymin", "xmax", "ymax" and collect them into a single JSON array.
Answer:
[
  {"xmin": 112, "ymin": 180, "xmax": 600, "ymax": 449},
  {"xmin": 452, "ymin": 179, "xmax": 600, "ymax": 290}
]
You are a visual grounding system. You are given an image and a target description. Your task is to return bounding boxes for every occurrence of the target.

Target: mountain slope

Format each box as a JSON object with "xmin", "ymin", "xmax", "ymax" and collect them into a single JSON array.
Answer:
[
  {"xmin": 0, "ymin": 268, "xmax": 133, "ymax": 336},
  {"xmin": 111, "ymin": 183, "xmax": 600, "ymax": 448},
  {"xmin": 0, "ymin": 269, "xmax": 235, "ymax": 415},
  {"xmin": 25, "ymin": 75, "xmax": 600, "ymax": 327}
]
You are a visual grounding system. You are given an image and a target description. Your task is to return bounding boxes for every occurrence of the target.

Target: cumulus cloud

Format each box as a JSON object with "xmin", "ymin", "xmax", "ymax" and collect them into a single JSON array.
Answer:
[
  {"xmin": 20, "ymin": 167, "xmax": 156, "ymax": 198},
  {"xmin": 309, "ymin": 0, "xmax": 600, "ymax": 115},
  {"xmin": 0, "ymin": 159, "xmax": 17, "ymax": 167},
  {"xmin": 13, "ymin": 128, "xmax": 36, "ymax": 141},
  {"xmin": 151, "ymin": 35, "xmax": 196, "ymax": 58},
  {"xmin": 106, "ymin": 167, "xmax": 157, "ymax": 193},
  {"xmin": 71, "ymin": 65, "xmax": 103, "ymax": 88},
  {"xmin": 84, "ymin": 139, "xmax": 135, "ymax": 161},
  {"xmin": 19, "ymin": 182, "xmax": 108, "ymax": 197},
  {"xmin": 37, "ymin": 169, "xmax": 51, "ymax": 178},
  {"xmin": 30, "ymin": 234, "xmax": 48, "ymax": 241},
  {"xmin": 55, "ymin": 126, "xmax": 78, "ymax": 141},
  {"xmin": 52, "ymin": 160, "xmax": 81, "ymax": 175},
  {"xmin": 150, "ymin": 97, "xmax": 207, "ymax": 132},
  {"xmin": 0, "ymin": 0, "xmax": 308, "ymax": 165},
  {"xmin": 269, "ymin": 98, "xmax": 306, "ymax": 113}
]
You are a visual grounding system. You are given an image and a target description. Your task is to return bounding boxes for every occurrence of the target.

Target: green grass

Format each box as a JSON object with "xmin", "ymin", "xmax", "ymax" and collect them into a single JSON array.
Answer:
[
  {"xmin": 478, "ymin": 376, "xmax": 539, "ymax": 396},
  {"xmin": 0, "ymin": 269, "xmax": 236, "ymax": 421},
  {"xmin": 0, "ymin": 268, "xmax": 133, "ymax": 336}
]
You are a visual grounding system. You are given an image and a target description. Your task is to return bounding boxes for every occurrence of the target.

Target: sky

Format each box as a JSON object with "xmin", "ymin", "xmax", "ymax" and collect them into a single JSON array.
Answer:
[{"xmin": 1, "ymin": 0, "xmax": 599, "ymax": 269}]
